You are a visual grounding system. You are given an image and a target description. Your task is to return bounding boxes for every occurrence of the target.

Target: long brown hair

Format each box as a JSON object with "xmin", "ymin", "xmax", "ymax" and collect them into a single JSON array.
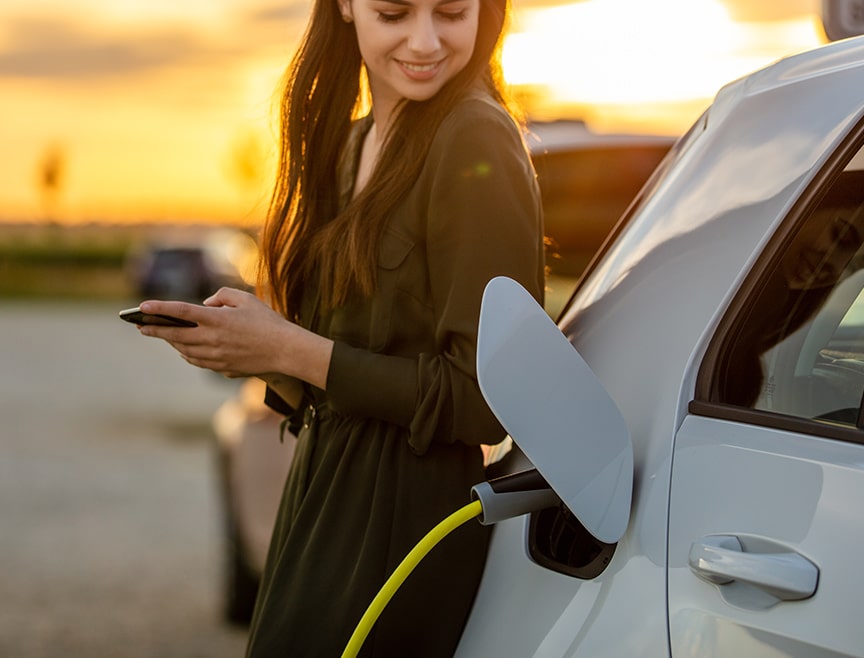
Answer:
[{"xmin": 260, "ymin": 0, "xmax": 512, "ymax": 318}]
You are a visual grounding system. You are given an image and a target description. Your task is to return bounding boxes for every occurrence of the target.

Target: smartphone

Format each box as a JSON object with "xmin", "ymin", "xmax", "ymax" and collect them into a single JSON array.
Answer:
[{"xmin": 119, "ymin": 307, "xmax": 198, "ymax": 328}]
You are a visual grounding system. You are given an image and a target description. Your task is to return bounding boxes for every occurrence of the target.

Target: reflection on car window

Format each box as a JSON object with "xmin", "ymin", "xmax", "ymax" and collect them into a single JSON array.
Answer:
[
  {"xmin": 561, "ymin": 113, "xmax": 707, "ymax": 318},
  {"xmin": 715, "ymin": 147, "xmax": 864, "ymax": 428}
]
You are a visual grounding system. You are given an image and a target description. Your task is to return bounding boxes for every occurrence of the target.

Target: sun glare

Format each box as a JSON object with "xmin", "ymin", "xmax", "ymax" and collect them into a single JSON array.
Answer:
[
  {"xmin": 0, "ymin": 0, "xmax": 832, "ymax": 224},
  {"xmin": 86, "ymin": 0, "xmax": 232, "ymax": 24},
  {"xmin": 503, "ymin": 0, "xmax": 824, "ymax": 114}
]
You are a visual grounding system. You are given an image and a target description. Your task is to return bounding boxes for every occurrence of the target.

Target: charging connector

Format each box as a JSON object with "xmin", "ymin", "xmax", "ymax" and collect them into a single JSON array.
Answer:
[{"xmin": 470, "ymin": 468, "xmax": 559, "ymax": 525}]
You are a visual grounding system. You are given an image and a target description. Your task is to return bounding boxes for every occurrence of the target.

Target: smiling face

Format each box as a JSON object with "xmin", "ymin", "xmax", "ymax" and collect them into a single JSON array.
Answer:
[{"xmin": 339, "ymin": 0, "xmax": 480, "ymax": 124}]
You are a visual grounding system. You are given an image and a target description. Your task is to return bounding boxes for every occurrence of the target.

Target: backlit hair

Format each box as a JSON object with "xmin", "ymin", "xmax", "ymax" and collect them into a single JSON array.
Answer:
[{"xmin": 260, "ymin": 0, "xmax": 513, "ymax": 316}]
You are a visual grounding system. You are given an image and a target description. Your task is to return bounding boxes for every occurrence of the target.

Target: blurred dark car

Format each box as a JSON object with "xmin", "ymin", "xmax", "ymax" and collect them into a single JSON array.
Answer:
[
  {"xmin": 135, "ymin": 246, "xmax": 222, "ymax": 301},
  {"xmin": 527, "ymin": 121, "xmax": 674, "ymax": 276},
  {"xmin": 127, "ymin": 230, "xmax": 258, "ymax": 302},
  {"xmin": 212, "ymin": 124, "xmax": 676, "ymax": 624}
]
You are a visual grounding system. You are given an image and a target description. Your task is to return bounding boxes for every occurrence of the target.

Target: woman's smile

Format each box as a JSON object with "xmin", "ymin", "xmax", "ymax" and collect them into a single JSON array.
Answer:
[
  {"xmin": 342, "ymin": 0, "xmax": 480, "ymax": 123},
  {"xmin": 397, "ymin": 58, "xmax": 445, "ymax": 80}
]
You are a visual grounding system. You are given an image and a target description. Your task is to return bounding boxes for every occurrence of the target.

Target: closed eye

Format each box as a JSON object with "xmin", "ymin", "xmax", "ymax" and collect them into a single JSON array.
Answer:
[
  {"xmin": 377, "ymin": 11, "xmax": 408, "ymax": 22},
  {"xmin": 438, "ymin": 9, "xmax": 467, "ymax": 20},
  {"xmin": 373, "ymin": 0, "xmax": 471, "ymax": 23}
]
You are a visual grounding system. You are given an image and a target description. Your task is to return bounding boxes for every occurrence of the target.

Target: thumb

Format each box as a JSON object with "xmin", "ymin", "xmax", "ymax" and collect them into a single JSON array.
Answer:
[{"xmin": 203, "ymin": 286, "xmax": 243, "ymax": 307}]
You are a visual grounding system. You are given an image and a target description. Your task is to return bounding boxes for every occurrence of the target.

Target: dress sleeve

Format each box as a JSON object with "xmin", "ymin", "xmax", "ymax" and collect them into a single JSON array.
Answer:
[
  {"xmin": 327, "ymin": 101, "xmax": 545, "ymax": 454},
  {"xmin": 264, "ymin": 385, "xmax": 308, "ymax": 437}
]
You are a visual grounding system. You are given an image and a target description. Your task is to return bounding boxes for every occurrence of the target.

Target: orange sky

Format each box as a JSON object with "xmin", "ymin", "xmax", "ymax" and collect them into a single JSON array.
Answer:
[{"xmin": 0, "ymin": 0, "xmax": 829, "ymax": 225}]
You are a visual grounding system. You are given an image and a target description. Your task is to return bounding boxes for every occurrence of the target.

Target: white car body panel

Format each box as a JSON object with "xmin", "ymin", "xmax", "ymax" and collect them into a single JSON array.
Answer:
[
  {"xmin": 669, "ymin": 416, "xmax": 864, "ymax": 656},
  {"xmin": 457, "ymin": 36, "xmax": 864, "ymax": 657}
]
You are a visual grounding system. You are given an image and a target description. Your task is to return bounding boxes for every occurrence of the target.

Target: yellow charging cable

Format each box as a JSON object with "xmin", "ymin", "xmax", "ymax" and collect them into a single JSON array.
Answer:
[{"xmin": 341, "ymin": 499, "xmax": 483, "ymax": 658}]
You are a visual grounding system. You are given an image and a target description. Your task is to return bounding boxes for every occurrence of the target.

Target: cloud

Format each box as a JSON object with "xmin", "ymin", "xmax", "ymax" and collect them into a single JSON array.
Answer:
[
  {"xmin": 0, "ymin": 17, "xmax": 222, "ymax": 79},
  {"xmin": 249, "ymin": 1, "xmax": 312, "ymax": 24},
  {"xmin": 0, "ymin": 2, "xmax": 310, "ymax": 82},
  {"xmin": 720, "ymin": 0, "xmax": 818, "ymax": 22}
]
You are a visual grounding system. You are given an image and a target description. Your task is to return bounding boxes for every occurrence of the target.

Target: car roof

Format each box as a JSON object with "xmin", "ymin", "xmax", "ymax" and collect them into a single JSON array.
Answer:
[
  {"xmin": 525, "ymin": 120, "xmax": 676, "ymax": 155},
  {"xmin": 708, "ymin": 35, "xmax": 864, "ymax": 127}
]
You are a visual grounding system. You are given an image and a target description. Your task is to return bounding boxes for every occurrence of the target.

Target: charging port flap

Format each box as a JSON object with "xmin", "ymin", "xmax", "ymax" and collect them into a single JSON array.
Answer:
[{"xmin": 476, "ymin": 276, "xmax": 634, "ymax": 544}]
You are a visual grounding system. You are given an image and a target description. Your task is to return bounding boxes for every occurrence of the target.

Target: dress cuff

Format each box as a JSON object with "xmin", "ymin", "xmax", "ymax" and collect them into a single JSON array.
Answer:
[
  {"xmin": 264, "ymin": 385, "xmax": 296, "ymax": 416},
  {"xmin": 326, "ymin": 340, "xmax": 418, "ymax": 428}
]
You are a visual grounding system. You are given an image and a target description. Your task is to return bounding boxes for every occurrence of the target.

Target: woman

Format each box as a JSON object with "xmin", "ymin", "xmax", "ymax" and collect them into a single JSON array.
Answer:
[{"xmin": 137, "ymin": 0, "xmax": 544, "ymax": 652}]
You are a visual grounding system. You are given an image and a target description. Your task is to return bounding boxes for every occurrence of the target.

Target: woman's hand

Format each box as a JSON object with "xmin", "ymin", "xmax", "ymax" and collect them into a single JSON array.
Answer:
[{"xmin": 137, "ymin": 288, "xmax": 333, "ymax": 388}]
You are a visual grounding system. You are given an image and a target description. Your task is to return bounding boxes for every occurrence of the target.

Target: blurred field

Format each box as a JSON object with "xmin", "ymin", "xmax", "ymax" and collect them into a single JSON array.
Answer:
[
  {"xmin": 0, "ymin": 222, "xmax": 581, "ymax": 316},
  {"xmin": 0, "ymin": 222, "xmax": 245, "ymax": 300}
]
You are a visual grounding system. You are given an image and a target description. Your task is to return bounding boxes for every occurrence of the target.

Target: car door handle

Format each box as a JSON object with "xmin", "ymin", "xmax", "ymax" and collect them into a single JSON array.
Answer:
[{"xmin": 688, "ymin": 535, "xmax": 819, "ymax": 601}]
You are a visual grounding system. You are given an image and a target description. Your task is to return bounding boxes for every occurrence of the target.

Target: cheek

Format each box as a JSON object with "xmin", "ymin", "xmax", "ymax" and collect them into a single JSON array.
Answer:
[
  {"xmin": 353, "ymin": 23, "xmax": 392, "ymax": 62},
  {"xmin": 464, "ymin": 36, "xmax": 478, "ymax": 60},
  {"xmin": 454, "ymin": 20, "xmax": 479, "ymax": 61},
  {"xmin": 435, "ymin": 28, "xmax": 475, "ymax": 75},
  {"xmin": 353, "ymin": 34, "xmax": 374, "ymax": 63}
]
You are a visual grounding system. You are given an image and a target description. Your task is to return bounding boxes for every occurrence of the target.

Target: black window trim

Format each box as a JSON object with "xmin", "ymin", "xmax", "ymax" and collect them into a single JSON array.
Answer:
[
  {"xmin": 688, "ymin": 400, "xmax": 864, "ymax": 445},
  {"xmin": 692, "ymin": 115, "xmax": 864, "ymax": 446}
]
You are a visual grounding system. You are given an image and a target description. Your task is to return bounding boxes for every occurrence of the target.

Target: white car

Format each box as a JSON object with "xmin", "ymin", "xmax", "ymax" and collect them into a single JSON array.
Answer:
[{"xmin": 456, "ymin": 34, "xmax": 864, "ymax": 657}]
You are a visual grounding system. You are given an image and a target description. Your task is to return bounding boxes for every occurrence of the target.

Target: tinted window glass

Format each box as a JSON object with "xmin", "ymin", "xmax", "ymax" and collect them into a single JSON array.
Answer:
[{"xmin": 713, "ymin": 147, "xmax": 864, "ymax": 427}]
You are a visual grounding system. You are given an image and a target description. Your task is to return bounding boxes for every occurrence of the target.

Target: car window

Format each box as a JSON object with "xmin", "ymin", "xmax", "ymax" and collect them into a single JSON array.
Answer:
[
  {"xmin": 560, "ymin": 112, "xmax": 708, "ymax": 319},
  {"xmin": 528, "ymin": 125, "xmax": 676, "ymax": 318},
  {"xmin": 708, "ymin": 140, "xmax": 864, "ymax": 432}
]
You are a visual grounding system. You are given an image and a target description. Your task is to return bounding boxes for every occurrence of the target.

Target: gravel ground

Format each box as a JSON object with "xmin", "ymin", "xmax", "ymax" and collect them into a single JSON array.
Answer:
[{"xmin": 0, "ymin": 301, "xmax": 249, "ymax": 657}]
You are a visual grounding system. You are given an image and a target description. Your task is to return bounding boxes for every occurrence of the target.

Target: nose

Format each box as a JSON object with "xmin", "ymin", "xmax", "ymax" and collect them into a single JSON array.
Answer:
[{"xmin": 407, "ymin": 14, "xmax": 441, "ymax": 54}]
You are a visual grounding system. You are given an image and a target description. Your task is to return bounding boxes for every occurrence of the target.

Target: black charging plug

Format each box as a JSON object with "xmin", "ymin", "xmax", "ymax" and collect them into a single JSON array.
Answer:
[{"xmin": 470, "ymin": 469, "xmax": 560, "ymax": 525}]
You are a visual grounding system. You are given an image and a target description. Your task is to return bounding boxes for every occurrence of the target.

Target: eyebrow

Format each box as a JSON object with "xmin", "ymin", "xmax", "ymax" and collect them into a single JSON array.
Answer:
[{"xmin": 374, "ymin": 0, "xmax": 468, "ymax": 5}]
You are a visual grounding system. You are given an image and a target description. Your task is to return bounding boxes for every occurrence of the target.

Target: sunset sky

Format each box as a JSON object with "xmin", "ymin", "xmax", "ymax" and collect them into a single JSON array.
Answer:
[{"xmin": 0, "ymin": 0, "xmax": 829, "ymax": 225}]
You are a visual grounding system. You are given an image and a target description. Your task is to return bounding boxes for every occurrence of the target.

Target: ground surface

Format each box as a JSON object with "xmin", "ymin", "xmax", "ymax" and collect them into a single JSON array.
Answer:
[{"xmin": 0, "ymin": 300, "xmax": 249, "ymax": 657}]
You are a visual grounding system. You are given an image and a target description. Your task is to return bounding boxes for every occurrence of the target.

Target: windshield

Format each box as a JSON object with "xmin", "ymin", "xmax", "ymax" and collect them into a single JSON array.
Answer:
[{"xmin": 557, "ymin": 111, "xmax": 709, "ymax": 322}]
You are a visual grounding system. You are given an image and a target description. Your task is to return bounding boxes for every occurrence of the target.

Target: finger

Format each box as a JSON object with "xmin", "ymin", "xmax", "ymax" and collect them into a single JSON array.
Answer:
[
  {"xmin": 179, "ymin": 353, "xmax": 219, "ymax": 372},
  {"xmin": 165, "ymin": 333, "xmax": 236, "ymax": 363},
  {"xmin": 179, "ymin": 352, "xmax": 242, "ymax": 377},
  {"xmin": 139, "ymin": 324, "xmax": 181, "ymax": 339},
  {"xmin": 203, "ymin": 287, "xmax": 246, "ymax": 308},
  {"xmin": 138, "ymin": 300, "xmax": 204, "ymax": 324}
]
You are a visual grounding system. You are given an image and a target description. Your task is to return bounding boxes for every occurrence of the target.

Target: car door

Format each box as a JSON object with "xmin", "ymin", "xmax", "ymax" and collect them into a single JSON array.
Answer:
[{"xmin": 668, "ymin": 138, "xmax": 864, "ymax": 656}]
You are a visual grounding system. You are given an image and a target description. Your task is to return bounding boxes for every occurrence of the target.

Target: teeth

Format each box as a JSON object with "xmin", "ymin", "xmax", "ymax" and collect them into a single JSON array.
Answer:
[{"xmin": 402, "ymin": 62, "xmax": 437, "ymax": 72}]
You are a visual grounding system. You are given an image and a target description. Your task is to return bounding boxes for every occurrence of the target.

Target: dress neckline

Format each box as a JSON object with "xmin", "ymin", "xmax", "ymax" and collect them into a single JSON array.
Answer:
[{"xmin": 337, "ymin": 115, "xmax": 374, "ymax": 210}]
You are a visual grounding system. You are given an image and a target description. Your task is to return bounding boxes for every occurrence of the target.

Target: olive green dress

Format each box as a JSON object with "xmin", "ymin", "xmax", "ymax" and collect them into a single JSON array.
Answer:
[{"xmin": 245, "ymin": 93, "xmax": 545, "ymax": 658}]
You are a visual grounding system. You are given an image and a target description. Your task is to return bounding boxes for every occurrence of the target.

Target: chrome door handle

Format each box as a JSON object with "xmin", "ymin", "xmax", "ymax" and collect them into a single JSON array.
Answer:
[{"xmin": 688, "ymin": 535, "xmax": 819, "ymax": 601}]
